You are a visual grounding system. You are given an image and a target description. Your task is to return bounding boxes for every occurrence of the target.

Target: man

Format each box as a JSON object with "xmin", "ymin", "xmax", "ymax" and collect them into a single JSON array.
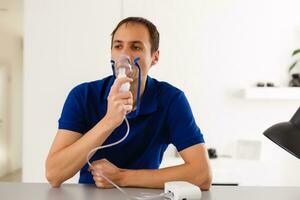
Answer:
[{"xmin": 46, "ymin": 17, "xmax": 212, "ymax": 190}]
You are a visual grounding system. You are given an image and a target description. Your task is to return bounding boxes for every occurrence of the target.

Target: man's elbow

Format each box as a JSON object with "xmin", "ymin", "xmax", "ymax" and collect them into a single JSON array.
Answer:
[
  {"xmin": 199, "ymin": 178, "xmax": 212, "ymax": 191},
  {"xmin": 46, "ymin": 169, "xmax": 63, "ymax": 188},
  {"xmin": 194, "ymin": 168, "xmax": 212, "ymax": 191}
]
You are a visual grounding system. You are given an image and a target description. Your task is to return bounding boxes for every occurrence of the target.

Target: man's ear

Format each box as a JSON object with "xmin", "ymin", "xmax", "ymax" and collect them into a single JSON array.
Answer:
[{"xmin": 151, "ymin": 50, "xmax": 160, "ymax": 66}]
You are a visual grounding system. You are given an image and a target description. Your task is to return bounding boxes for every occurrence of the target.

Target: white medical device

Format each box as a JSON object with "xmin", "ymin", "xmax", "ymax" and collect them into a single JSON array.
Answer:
[
  {"xmin": 164, "ymin": 181, "xmax": 202, "ymax": 200},
  {"xmin": 116, "ymin": 54, "xmax": 132, "ymax": 92}
]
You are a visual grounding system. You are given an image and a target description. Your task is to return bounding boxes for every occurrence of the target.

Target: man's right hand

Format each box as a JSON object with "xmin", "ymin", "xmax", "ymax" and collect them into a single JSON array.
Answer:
[{"xmin": 104, "ymin": 77, "xmax": 133, "ymax": 128}]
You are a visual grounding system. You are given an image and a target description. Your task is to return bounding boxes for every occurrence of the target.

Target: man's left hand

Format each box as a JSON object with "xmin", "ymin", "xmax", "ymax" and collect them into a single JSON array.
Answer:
[{"xmin": 88, "ymin": 159, "xmax": 126, "ymax": 188}]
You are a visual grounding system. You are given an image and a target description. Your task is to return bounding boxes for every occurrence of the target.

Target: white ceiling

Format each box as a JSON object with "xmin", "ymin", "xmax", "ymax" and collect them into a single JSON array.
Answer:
[{"xmin": 0, "ymin": 0, "xmax": 22, "ymax": 36}]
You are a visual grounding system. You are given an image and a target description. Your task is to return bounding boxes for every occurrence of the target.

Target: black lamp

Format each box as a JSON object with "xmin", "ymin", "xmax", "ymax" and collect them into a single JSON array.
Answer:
[{"xmin": 263, "ymin": 107, "xmax": 300, "ymax": 159}]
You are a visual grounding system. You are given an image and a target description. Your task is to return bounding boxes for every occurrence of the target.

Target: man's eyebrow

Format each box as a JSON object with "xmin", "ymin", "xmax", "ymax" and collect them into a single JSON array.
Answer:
[
  {"xmin": 130, "ymin": 41, "xmax": 143, "ymax": 45},
  {"xmin": 113, "ymin": 40, "xmax": 123, "ymax": 43},
  {"xmin": 113, "ymin": 40, "xmax": 143, "ymax": 45}
]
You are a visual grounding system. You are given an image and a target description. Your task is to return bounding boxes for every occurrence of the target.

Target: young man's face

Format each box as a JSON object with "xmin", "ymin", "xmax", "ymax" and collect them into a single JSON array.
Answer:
[{"xmin": 111, "ymin": 22, "xmax": 159, "ymax": 83}]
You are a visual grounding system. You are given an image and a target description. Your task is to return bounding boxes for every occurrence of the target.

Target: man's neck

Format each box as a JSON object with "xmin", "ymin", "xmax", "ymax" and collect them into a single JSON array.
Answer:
[{"xmin": 130, "ymin": 78, "xmax": 147, "ymax": 109}]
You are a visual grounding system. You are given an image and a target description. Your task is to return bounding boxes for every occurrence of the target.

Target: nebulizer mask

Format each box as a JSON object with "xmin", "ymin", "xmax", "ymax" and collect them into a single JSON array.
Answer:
[
  {"xmin": 86, "ymin": 55, "xmax": 171, "ymax": 200},
  {"xmin": 111, "ymin": 54, "xmax": 142, "ymax": 118}
]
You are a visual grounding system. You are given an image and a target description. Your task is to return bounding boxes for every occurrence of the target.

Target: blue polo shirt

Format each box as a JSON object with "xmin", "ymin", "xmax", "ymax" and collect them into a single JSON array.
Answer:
[{"xmin": 58, "ymin": 75, "xmax": 204, "ymax": 184}]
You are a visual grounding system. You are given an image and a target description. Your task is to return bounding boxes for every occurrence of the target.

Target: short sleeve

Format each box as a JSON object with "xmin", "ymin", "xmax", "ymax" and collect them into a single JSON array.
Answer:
[
  {"xmin": 58, "ymin": 85, "xmax": 86, "ymax": 134},
  {"xmin": 166, "ymin": 92, "xmax": 204, "ymax": 152}
]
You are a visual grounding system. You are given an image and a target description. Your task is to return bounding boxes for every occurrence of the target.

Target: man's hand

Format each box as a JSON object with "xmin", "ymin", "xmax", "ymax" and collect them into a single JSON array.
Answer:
[
  {"xmin": 104, "ymin": 77, "xmax": 133, "ymax": 128},
  {"xmin": 88, "ymin": 159, "xmax": 125, "ymax": 188}
]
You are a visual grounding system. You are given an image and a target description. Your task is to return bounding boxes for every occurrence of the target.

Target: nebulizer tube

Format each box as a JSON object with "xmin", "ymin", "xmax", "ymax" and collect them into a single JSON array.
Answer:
[{"xmin": 86, "ymin": 55, "xmax": 169, "ymax": 200}]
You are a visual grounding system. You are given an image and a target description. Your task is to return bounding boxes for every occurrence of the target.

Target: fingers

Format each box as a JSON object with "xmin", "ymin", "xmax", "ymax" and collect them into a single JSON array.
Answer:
[
  {"xmin": 110, "ymin": 101, "xmax": 133, "ymax": 114},
  {"xmin": 105, "ymin": 78, "xmax": 133, "ymax": 127},
  {"xmin": 124, "ymin": 105, "xmax": 133, "ymax": 114},
  {"xmin": 108, "ymin": 91, "xmax": 133, "ymax": 109},
  {"xmin": 116, "ymin": 91, "xmax": 133, "ymax": 100},
  {"xmin": 91, "ymin": 169, "xmax": 106, "ymax": 185},
  {"xmin": 89, "ymin": 159, "xmax": 117, "ymax": 189},
  {"xmin": 91, "ymin": 170, "xmax": 105, "ymax": 179},
  {"xmin": 111, "ymin": 77, "xmax": 133, "ymax": 93},
  {"xmin": 92, "ymin": 171, "xmax": 113, "ymax": 189},
  {"xmin": 120, "ymin": 98, "xmax": 133, "ymax": 106},
  {"xmin": 109, "ymin": 91, "xmax": 133, "ymax": 102},
  {"xmin": 94, "ymin": 177, "xmax": 112, "ymax": 188},
  {"xmin": 95, "ymin": 181, "xmax": 113, "ymax": 189}
]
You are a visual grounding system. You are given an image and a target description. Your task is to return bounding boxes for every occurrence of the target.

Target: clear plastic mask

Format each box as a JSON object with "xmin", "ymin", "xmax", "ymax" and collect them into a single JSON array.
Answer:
[{"xmin": 114, "ymin": 54, "xmax": 134, "ymax": 78}]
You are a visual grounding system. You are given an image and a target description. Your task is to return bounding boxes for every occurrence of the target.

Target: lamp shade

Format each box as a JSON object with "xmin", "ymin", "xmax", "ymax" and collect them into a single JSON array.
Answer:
[{"xmin": 263, "ymin": 107, "xmax": 300, "ymax": 159}]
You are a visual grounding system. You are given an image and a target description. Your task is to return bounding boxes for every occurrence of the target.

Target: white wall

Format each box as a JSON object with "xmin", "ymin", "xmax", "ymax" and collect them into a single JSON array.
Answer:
[
  {"xmin": 0, "ymin": 30, "xmax": 23, "ymax": 176},
  {"xmin": 23, "ymin": 0, "xmax": 122, "ymax": 183},
  {"xmin": 123, "ymin": 0, "xmax": 300, "ymax": 186},
  {"xmin": 23, "ymin": 0, "xmax": 300, "ymax": 185}
]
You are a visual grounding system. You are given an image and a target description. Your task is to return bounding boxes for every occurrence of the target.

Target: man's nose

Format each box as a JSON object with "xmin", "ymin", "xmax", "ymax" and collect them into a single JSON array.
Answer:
[{"xmin": 120, "ymin": 46, "xmax": 133, "ymax": 61}]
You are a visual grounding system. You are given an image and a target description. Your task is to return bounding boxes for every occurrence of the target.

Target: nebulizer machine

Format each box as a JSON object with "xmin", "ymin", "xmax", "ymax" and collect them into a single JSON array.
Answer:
[{"xmin": 86, "ymin": 55, "xmax": 202, "ymax": 200}]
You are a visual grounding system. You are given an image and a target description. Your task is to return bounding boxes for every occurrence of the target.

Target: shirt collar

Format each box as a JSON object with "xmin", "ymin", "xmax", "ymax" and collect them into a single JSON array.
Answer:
[
  {"xmin": 139, "ymin": 76, "xmax": 158, "ymax": 115},
  {"xmin": 103, "ymin": 75, "xmax": 158, "ymax": 116}
]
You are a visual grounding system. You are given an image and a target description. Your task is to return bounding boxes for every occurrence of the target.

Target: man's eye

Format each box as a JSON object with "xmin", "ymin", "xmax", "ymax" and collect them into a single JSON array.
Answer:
[
  {"xmin": 133, "ymin": 46, "xmax": 141, "ymax": 51},
  {"xmin": 114, "ymin": 45, "xmax": 122, "ymax": 49}
]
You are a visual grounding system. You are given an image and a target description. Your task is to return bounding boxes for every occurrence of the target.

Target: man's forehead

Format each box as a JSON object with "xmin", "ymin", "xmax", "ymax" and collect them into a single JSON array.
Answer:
[{"xmin": 113, "ymin": 23, "xmax": 150, "ymax": 44}]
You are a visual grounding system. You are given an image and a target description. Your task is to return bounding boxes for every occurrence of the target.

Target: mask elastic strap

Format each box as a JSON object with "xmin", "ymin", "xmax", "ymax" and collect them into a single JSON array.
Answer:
[{"xmin": 111, "ymin": 60, "xmax": 116, "ymax": 78}]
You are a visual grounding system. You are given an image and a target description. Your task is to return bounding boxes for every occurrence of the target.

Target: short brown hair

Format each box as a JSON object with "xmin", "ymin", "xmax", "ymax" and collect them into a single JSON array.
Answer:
[{"xmin": 111, "ymin": 17, "xmax": 160, "ymax": 54}]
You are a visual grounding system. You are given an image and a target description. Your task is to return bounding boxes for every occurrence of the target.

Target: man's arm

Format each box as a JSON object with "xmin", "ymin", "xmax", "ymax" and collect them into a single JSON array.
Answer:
[
  {"xmin": 46, "ymin": 77, "xmax": 133, "ymax": 187},
  {"xmin": 91, "ymin": 143, "xmax": 212, "ymax": 190},
  {"xmin": 45, "ymin": 117, "xmax": 115, "ymax": 187}
]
